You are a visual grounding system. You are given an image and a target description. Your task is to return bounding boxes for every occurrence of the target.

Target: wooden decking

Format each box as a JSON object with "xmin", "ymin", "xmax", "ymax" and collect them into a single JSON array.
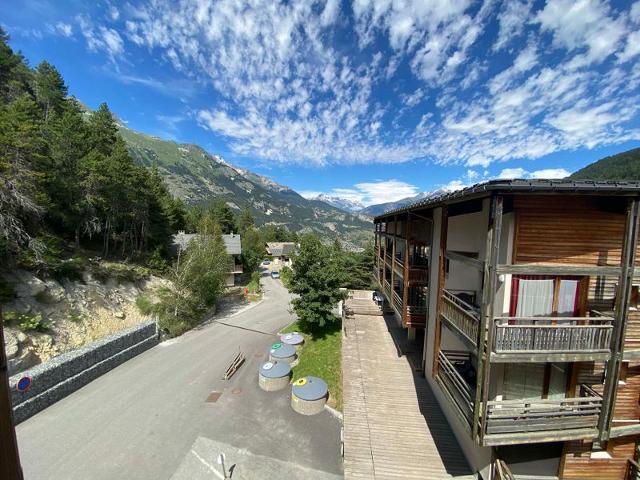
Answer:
[{"xmin": 342, "ymin": 299, "xmax": 474, "ymax": 479}]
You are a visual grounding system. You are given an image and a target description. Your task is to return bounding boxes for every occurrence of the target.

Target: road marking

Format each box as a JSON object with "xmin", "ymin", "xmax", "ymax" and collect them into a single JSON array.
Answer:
[{"xmin": 191, "ymin": 449, "xmax": 225, "ymax": 479}]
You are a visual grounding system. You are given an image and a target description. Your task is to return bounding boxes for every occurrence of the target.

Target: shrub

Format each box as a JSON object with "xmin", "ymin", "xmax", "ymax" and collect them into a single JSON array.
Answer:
[
  {"xmin": 147, "ymin": 247, "xmax": 169, "ymax": 272},
  {"xmin": 279, "ymin": 266, "xmax": 292, "ymax": 288},
  {"xmin": 17, "ymin": 312, "xmax": 51, "ymax": 332},
  {"xmin": 53, "ymin": 256, "xmax": 87, "ymax": 280},
  {"xmin": 247, "ymin": 271, "xmax": 261, "ymax": 294},
  {"xmin": 66, "ymin": 309, "xmax": 83, "ymax": 322},
  {"xmin": 135, "ymin": 295, "xmax": 154, "ymax": 315}
]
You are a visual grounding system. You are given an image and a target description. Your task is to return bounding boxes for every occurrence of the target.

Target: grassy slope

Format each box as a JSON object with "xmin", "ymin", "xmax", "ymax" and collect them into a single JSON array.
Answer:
[
  {"xmin": 569, "ymin": 147, "xmax": 640, "ymax": 180},
  {"xmin": 282, "ymin": 321, "xmax": 342, "ymax": 411},
  {"xmin": 118, "ymin": 125, "xmax": 372, "ymax": 246}
]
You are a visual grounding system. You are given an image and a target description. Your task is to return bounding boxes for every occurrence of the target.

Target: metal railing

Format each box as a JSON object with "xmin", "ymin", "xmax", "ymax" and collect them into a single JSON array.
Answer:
[
  {"xmin": 484, "ymin": 384, "xmax": 602, "ymax": 437},
  {"xmin": 436, "ymin": 350, "xmax": 475, "ymax": 428},
  {"xmin": 441, "ymin": 289, "xmax": 480, "ymax": 347},
  {"xmin": 392, "ymin": 291, "xmax": 403, "ymax": 313},
  {"xmin": 492, "ymin": 315, "xmax": 613, "ymax": 360}
]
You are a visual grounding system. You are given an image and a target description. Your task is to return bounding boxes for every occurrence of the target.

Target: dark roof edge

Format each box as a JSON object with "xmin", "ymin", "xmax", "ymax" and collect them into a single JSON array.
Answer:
[{"xmin": 374, "ymin": 179, "xmax": 640, "ymax": 220}]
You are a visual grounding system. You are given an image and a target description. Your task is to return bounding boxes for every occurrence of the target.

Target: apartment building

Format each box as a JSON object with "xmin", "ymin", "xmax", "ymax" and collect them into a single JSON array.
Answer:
[{"xmin": 373, "ymin": 179, "xmax": 640, "ymax": 479}]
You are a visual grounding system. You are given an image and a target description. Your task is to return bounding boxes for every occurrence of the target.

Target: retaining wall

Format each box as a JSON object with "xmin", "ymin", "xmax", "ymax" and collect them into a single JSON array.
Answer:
[{"xmin": 9, "ymin": 320, "xmax": 158, "ymax": 424}]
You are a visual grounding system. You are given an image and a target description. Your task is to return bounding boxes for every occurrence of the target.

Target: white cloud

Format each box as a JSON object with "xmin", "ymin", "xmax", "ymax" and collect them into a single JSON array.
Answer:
[
  {"xmin": 82, "ymin": 0, "xmax": 640, "ymax": 170},
  {"xmin": 49, "ymin": 22, "xmax": 73, "ymax": 37},
  {"xmin": 493, "ymin": 0, "xmax": 532, "ymax": 51},
  {"xmin": 303, "ymin": 180, "xmax": 419, "ymax": 206},
  {"xmin": 76, "ymin": 14, "xmax": 124, "ymax": 60},
  {"xmin": 535, "ymin": 0, "xmax": 627, "ymax": 64},
  {"xmin": 498, "ymin": 167, "xmax": 528, "ymax": 179},
  {"xmin": 109, "ymin": 6, "xmax": 120, "ymax": 21},
  {"xmin": 498, "ymin": 167, "xmax": 570, "ymax": 179}
]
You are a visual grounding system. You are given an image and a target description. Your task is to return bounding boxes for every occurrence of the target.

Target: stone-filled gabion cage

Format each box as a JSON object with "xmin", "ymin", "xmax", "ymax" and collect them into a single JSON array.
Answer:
[
  {"xmin": 258, "ymin": 361, "xmax": 292, "ymax": 391},
  {"xmin": 269, "ymin": 342, "xmax": 298, "ymax": 366},
  {"xmin": 291, "ymin": 376, "xmax": 328, "ymax": 415}
]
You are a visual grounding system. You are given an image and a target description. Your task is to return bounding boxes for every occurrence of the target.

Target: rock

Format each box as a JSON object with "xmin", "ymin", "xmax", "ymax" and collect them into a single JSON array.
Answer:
[
  {"xmin": 8, "ymin": 349, "xmax": 39, "ymax": 376},
  {"xmin": 44, "ymin": 280, "xmax": 65, "ymax": 303},
  {"xmin": 16, "ymin": 332, "xmax": 28, "ymax": 343},
  {"xmin": 15, "ymin": 273, "xmax": 47, "ymax": 298},
  {"xmin": 4, "ymin": 331, "xmax": 18, "ymax": 360},
  {"xmin": 114, "ymin": 311, "xmax": 125, "ymax": 319}
]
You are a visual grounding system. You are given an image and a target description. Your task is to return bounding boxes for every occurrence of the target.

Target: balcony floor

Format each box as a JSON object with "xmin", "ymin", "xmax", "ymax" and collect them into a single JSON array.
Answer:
[{"xmin": 342, "ymin": 298, "xmax": 473, "ymax": 480}]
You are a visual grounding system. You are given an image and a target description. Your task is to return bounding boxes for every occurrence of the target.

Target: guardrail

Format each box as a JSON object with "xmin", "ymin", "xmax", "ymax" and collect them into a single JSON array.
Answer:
[
  {"xmin": 492, "ymin": 316, "xmax": 613, "ymax": 362},
  {"xmin": 436, "ymin": 350, "xmax": 474, "ymax": 428},
  {"xmin": 441, "ymin": 289, "xmax": 480, "ymax": 347},
  {"xmin": 484, "ymin": 384, "xmax": 602, "ymax": 437}
]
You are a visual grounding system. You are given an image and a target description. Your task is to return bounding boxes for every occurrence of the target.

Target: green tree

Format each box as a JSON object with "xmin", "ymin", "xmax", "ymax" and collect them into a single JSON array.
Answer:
[
  {"xmin": 203, "ymin": 199, "xmax": 237, "ymax": 234},
  {"xmin": 87, "ymin": 102, "xmax": 118, "ymax": 156},
  {"xmin": 34, "ymin": 61, "xmax": 67, "ymax": 121},
  {"xmin": 156, "ymin": 220, "xmax": 230, "ymax": 336},
  {"xmin": 289, "ymin": 234, "xmax": 346, "ymax": 329},
  {"xmin": 0, "ymin": 94, "xmax": 44, "ymax": 251},
  {"xmin": 237, "ymin": 207, "xmax": 255, "ymax": 233},
  {"xmin": 240, "ymin": 226, "xmax": 264, "ymax": 272}
]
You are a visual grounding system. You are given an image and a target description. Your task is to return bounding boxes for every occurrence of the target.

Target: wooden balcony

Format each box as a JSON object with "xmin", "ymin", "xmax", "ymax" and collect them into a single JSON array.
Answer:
[
  {"xmin": 407, "ymin": 267, "xmax": 429, "ymax": 285},
  {"xmin": 383, "ymin": 279, "xmax": 391, "ymax": 297},
  {"xmin": 491, "ymin": 315, "xmax": 614, "ymax": 362},
  {"xmin": 436, "ymin": 350, "xmax": 475, "ymax": 430},
  {"xmin": 625, "ymin": 459, "xmax": 640, "ymax": 480},
  {"xmin": 482, "ymin": 384, "xmax": 602, "ymax": 446},
  {"xmin": 440, "ymin": 289, "xmax": 480, "ymax": 349}
]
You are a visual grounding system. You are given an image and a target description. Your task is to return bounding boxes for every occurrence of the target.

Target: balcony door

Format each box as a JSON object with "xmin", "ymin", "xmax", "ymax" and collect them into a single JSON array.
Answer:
[
  {"xmin": 503, "ymin": 275, "xmax": 587, "ymax": 400},
  {"xmin": 509, "ymin": 275, "xmax": 588, "ymax": 319}
]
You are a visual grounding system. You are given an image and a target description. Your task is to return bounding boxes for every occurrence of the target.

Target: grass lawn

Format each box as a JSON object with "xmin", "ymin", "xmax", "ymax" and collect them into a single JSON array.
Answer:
[{"xmin": 281, "ymin": 321, "xmax": 343, "ymax": 411}]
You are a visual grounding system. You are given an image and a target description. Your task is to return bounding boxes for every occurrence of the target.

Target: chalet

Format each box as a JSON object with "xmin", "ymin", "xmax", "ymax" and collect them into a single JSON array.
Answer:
[
  {"xmin": 266, "ymin": 242, "xmax": 296, "ymax": 267},
  {"xmin": 373, "ymin": 179, "xmax": 640, "ymax": 480},
  {"xmin": 171, "ymin": 231, "xmax": 243, "ymax": 286}
]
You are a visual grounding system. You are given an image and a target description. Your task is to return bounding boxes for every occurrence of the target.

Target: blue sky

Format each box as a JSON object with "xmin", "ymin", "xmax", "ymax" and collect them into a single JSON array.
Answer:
[{"xmin": 2, "ymin": 0, "xmax": 640, "ymax": 206}]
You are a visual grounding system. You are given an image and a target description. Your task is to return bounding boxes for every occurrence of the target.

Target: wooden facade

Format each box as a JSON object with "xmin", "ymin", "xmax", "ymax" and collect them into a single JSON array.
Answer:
[{"xmin": 373, "ymin": 181, "xmax": 640, "ymax": 480}]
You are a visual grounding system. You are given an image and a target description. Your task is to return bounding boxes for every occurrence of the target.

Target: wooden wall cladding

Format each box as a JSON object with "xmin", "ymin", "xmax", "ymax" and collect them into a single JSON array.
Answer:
[
  {"xmin": 561, "ymin": 438, "xmax": 635, "ymax": 479},
  {"xmin": 513, "ymin": 195, "xmax": 626, "ymax": 266}
]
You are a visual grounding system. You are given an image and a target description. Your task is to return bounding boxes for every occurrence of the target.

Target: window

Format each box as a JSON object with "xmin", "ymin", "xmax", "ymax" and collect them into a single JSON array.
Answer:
[{"xmin": 509, "ymin": 275, "xmax": 588, "ymax": 319}]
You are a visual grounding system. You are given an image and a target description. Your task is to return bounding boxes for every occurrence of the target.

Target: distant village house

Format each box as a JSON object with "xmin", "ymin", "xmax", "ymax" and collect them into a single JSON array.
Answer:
[{"xmin": 266, "ymin": 242, "xmax": 296, "ymax": 268}]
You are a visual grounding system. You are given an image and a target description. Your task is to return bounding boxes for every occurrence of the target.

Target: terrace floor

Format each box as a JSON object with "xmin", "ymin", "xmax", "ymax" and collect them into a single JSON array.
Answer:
[{"xmin": 342, "ymin": 297, "xmax": 474, "ymax": 479}]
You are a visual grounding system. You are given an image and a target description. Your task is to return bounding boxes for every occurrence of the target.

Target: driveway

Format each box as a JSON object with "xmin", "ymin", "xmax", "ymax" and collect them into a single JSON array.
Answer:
[{"xmin": 16, "ymin": 271, "xmax": 343, "ymax": 479}]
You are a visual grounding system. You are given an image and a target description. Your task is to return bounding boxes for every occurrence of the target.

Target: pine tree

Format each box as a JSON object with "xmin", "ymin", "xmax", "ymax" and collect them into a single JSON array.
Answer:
[
  {"xmin": 34, "ymin": 61, "xmax": 67, "ymax": 121},
  {"xmin": 289, "ymin": 234, "xmax": 346, "ymax": 329},
  {"xmin": 237, "ymin": 207, "xmax": 255, "ymax": 233}
]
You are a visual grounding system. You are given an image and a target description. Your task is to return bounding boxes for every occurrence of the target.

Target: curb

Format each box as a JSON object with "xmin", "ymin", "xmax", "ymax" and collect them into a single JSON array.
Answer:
[{"xmin": 324, "ymin": 403, "xmax": 343, "ymax": 422}]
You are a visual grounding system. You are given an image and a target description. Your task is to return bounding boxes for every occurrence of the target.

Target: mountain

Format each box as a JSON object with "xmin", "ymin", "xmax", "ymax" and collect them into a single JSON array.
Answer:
[
  {"xmin": 116, "ymin": 124, "xmax": 372, "ymax": 246},
  {"xmin": 360, "ymin": 190, "xmax": 446, "ymax": 217},
  {"xmin": 569, "ymin": 147, "xmax": 640, "ymax": 180},
  {"xmin": 311, "ymin": 194, "xmax": 365, "ymax": 213}
]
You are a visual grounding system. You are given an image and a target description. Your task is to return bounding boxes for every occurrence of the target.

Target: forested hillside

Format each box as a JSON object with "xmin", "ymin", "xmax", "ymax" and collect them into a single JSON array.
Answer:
[
  {"xmin": 0, "ymin": 28, "xmax": 184, "ymax": 266},
  {"xmin": 569, "ymin": 147, "xmax": 640, "ymax": 180}
]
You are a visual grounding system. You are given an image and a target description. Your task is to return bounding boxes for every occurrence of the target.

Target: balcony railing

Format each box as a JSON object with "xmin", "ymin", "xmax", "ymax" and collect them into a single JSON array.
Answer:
[
  {"xmin": 483, "ymin": 384, "xmax": 602, "ymax": 445},
  {"xmin": 491, "ymin": 315, "xmax": 614, "ymax": 362},
  {"xmin": 441, "ymin": 289, "xmax": 480, "ymax": 348},
  {"xmin": 383, "ymin": 279, "xmax": 391, "ymax": 296},
  {"xmin": 493, "ymin": 459, "xmax": 516, "ymax": 480},
  {"xmin": 625, "ymin": 459, "xmax": 640, "ymax": 480},
  {"xmin": 407, "ymin": 268, "xmax": 429, "ymax": 284},
  {"xmin": 392, "ymin": 291, "xmax": 403, "ymax": 313},
  {"xmin": 436, "ymin": 350, "xmax": 475, "ymax": 429},
  {"xmin": 407, "ymin": 303, "xmax": 427, "ymax": 315}
]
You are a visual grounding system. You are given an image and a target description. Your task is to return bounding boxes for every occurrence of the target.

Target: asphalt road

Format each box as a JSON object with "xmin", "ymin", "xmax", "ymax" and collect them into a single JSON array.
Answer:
[{"xmin": 16, "ymin": 271, "xmax": 342, "ymax": 479}]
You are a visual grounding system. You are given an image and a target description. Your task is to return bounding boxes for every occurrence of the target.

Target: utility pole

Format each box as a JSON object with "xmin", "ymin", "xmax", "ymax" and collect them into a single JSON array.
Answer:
[{"xmin": 0, "ymin": 306, "xmax": 23, "ymax": 479}]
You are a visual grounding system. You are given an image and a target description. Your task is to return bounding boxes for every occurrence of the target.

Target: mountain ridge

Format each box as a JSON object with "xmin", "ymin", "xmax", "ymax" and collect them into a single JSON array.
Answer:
[{"xmin": 115, "ymin": 122, "xmax": 372, "ymax": 246}]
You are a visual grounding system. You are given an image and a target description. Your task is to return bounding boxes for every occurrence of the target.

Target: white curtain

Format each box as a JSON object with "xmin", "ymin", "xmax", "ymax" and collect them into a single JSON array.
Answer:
[
  {"xmin": 516, "ymin": 279, "xmax": 554, "ymax": 317},
  {"xmin": 557, "ymin": 280, "xmax": 579, "ymax": 317}
]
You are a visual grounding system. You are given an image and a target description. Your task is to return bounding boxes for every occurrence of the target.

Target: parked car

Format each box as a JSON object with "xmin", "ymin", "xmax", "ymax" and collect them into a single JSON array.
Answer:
[
  {"xmin": 270, "ymin": 271, "xmax": 280, "ymax": 279},
  {"xmin": 262, "ymin": 260, "xmax": 271, "ymax": 265}
]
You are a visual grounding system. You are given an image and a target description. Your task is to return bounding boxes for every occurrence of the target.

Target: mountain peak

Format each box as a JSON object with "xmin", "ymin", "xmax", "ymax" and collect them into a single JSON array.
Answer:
[{"xmin": 312, "ymin": 194, "xmax": 365, "ymax": 213}]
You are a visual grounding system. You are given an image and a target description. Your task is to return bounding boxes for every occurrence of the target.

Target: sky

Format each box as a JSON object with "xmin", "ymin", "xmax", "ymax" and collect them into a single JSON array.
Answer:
[{"xmin": 2, "ymin": 0, "xmax": 640, "ymax": 207}]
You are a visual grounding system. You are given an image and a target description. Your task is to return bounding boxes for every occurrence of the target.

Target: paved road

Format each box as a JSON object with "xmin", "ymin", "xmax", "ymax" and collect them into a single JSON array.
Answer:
[{"xmin": 16, "ymin": 272, "xmax": 342, "ymax": 479}]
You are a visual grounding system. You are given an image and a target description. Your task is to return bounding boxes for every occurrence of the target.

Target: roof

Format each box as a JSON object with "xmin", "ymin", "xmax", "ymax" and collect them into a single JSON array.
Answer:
[
  {"xmin": 266, "ymin": 242, "xmax": 296, "ymax": 257},
  {"xmin": 171, "ymin": 232, "xmax": 242, "ymax": 255},
  {"xmin": 374, "ymin": 179, "xmax": 640, "ymax": 220}
]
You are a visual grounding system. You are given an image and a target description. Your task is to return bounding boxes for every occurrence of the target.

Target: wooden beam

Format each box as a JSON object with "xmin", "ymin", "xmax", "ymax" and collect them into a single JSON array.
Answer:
[
  {"xmin": 475, "ymin": 195, "xmax": 503, "ymax": 444},
  {"xmin": 0, "ymin": 307, "xmax": 24, "ymax": 480},
  {"xmin": 599, "ymin": 198, "xmax": 640, "ymax": 442},
  {"xmin": 402, "ymin": 213, "xmax": 410, "ymax": 327},
  {"xmin": 432, "ymin": 206, "xmax": 448, "ymax": 380},
  {"xmin": 495, "ymin": 264, "xmax": 623, "ymax": 276},
  {"xmin": 445, "ymin": 250, "xmax": 485, "ymax": 271}
]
